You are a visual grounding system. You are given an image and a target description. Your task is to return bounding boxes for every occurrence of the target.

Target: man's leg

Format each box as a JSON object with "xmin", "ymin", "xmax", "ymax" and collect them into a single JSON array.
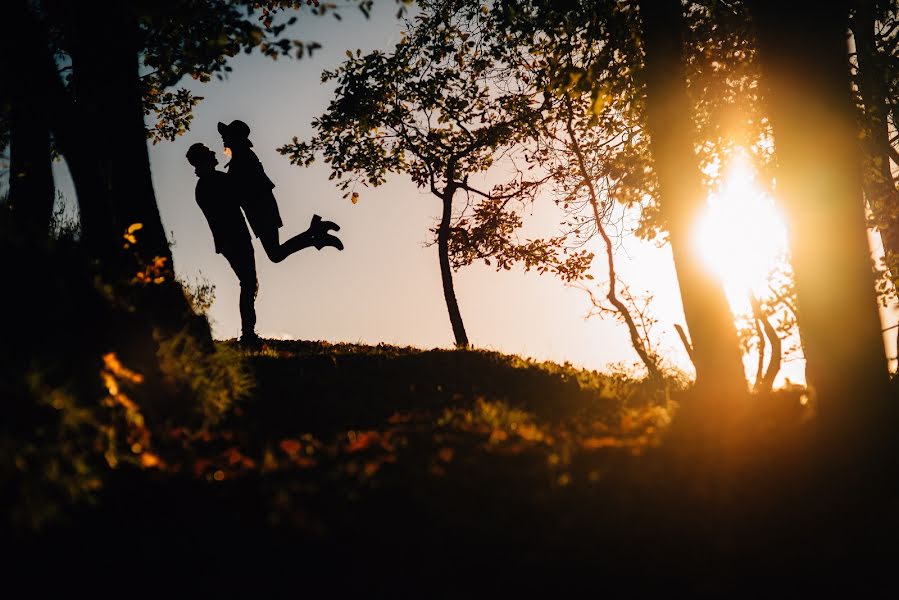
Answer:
[{"xmin": 222, "ymin": 245, "xmax": 258, "ymax": 339}]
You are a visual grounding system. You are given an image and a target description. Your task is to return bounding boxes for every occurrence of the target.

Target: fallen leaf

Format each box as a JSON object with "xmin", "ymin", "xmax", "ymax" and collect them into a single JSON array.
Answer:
[
  {"xmin": 141, "ymin": 453, "xmax": 161, "ymax": 468},
  {"xmin": 279, "ymin": 439, "xmax": 301, "ymax": 454},
  {"xmin": 437, "ymin": 447, "xmax": 454, "ymax": 463}
]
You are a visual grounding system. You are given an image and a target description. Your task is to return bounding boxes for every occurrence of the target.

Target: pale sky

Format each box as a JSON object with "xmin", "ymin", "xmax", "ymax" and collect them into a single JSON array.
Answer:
[{"xmin": 44, "ymin": 4, "xmax": 898, "ymax": 384}]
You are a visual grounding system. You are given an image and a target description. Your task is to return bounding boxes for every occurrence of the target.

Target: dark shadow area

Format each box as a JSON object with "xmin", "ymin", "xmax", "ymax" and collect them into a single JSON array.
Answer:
[{"xmin": 6, "ymin": 338, "xmax": 899, "ymax": 596}]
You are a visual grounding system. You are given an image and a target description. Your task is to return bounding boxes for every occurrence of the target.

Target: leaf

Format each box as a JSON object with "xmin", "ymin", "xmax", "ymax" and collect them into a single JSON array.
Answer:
[
  {"xmin": 581, "ymin": 436, "xmax": 622, "ymax": 450},
  {"xmin": 351, "ymin": 192, "xmax": 359, "ymax": 204},
  {"xmin": 279, "ymin": 439, "xmax": 301, "ymax": 454},
  {"xmin": 140, "ymin": 453, "xmax": 161, "ymax": 468},
  {"xmin": 437, "ymin": 447, "xmax": 454, "ymax": 463}
]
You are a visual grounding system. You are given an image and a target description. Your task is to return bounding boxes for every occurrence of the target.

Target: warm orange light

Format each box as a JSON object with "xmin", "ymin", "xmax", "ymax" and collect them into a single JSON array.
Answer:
[
  {"xmin": 223, "ymin": 147, "xmax": 232, "ymax": 158},
  {"xmin": 694, "ymin": 152, "xmax": 789, "ymax": 312}
]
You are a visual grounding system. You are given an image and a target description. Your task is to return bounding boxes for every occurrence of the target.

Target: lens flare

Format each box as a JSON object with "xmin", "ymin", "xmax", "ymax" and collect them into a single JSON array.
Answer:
[{"xmin": 694, "ymin": 153, "xmax": 789, "ymax": 311}]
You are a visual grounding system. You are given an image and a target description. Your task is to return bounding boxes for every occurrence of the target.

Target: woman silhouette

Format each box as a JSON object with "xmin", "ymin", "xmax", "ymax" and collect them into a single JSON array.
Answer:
[{"xmin": 218, "ymin": 119, "xmax": 343, "ymax": 261}]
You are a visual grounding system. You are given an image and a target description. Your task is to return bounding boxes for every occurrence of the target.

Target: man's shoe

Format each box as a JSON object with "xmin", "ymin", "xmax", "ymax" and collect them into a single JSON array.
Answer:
[{"xmin": 239, "ymin": 332, "xmax": 263, "ymax": 348}]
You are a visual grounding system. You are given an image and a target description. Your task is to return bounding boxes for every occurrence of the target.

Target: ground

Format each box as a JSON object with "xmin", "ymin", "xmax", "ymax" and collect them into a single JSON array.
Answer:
[{"xmin": 6, "ymin": 340, "xmax": 898, "ymax": 595}]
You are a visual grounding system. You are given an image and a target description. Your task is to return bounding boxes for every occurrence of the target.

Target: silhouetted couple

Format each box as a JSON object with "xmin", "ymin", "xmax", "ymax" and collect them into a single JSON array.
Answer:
[{"xmin": 187, "ymin": 119, "xmax": 343, "ymax": 346}]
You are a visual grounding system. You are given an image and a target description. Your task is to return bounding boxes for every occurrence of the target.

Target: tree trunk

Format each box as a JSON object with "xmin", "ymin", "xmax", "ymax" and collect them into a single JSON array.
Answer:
[
  {"xmin": 751, "ymin": 295, "xmax": 781, "ymax": 394},
  {"xmin": 4, "ymin": 0, "xmax": 55, "ymax": 241},
  {"xmin": 853, "ymin": 0, "xmax": 899, "ymax": 290},
  {"xmin": 637, "ymin": 0, "xmax": 747, "ymax": 397},
  {"xmin": 21, "ymin": 0, "xmax": 211, "ymax": 357},
  {"xmin": 438, "ymin": 187, "xmax": 469, "ymax": 348},
  {"xmin": 752, "ymin": 0, "xmax": 889, "ymax": 425},
  {"xmin": 7, "ymin": 91, "xmax": 55, "ymax": 239},
  {"xmin": 753, "ymin": 317, "xmax": 766, "ymax": 391},
  {"xmin": 61, "ymin": 2, "xmax": 210, "ymax": 344},
  {"xmin": 562, "ymin": 105, "xmax": 661, "ymax": 379},
  {"xmin": 65, "ymin": 2, "xmax": 174, "ymax": 270},
  {"xmin": 12, "ymin": 0, "xmax": 120, "ymax": 264}
]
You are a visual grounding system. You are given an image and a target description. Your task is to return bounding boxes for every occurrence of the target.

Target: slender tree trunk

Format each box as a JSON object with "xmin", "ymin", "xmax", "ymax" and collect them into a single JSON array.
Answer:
[
  {"xmin": 438, "ymin": 186, "xmax": 469, "ymax": 348},
  {"xmin": 563, "ymin": 106, "xmax": 661, "ymax": 379},
  {"xmin": 752, "ymin": 0, "xmax": 889, "ymax": 424},
  {"xmin": 760, "ymin": 316, "xmax": 781, "ymax": 393},
  {"xmin": 753, "ymin": 317, "xmax": 766, "ymax": 391},
  {"xmin": 853, "ymin": 0, "xmax": 899, "ymax": 290},
  {"xmin": 751, "ymin": 295, "xmax": 781, "ymax": 394},
  {"xmin": 637, "ymin": 0, "xmax": 747, "ymax": 397}
]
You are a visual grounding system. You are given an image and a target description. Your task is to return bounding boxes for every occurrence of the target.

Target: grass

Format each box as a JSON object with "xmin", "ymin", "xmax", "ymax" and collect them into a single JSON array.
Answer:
[{"xmin": 7, "ymin": 339, "xmax": 897, "ymax": 595}]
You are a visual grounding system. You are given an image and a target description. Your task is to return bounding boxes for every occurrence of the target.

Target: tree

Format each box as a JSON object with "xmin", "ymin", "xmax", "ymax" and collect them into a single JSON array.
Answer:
[
  {"xmin": 852, "ymin": 0, "xmax": 899, "ymax": 299},
  {"xmin": 751, "ymin": 0, "xmax": 890, "ymax": 424},
  {"xmin": 635, "ymin": 0, "xmax": 748, "ymax": 397},
  {"xmin": 280, "ymin": 2, "xmax": 591, "ymax": 347},
  {"xmin": 523, "ymin": 75, "xmax": 664, "ymax": 377},
  {"xmin": 0, "ymin": 0, "xmax": 405, "ymax": 433},
  {"xmin": 2, "ymin": 42, "xmax": 54, "ymax": 239}
]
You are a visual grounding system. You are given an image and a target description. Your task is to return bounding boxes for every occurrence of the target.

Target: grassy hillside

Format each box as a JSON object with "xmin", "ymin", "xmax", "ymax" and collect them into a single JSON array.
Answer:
[{"xmin": 7, "ymin": 340, "xmax": 896, "ymax": 595}]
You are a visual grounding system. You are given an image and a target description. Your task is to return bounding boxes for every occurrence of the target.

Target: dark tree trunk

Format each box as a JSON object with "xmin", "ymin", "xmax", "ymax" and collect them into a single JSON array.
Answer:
[
  {"xmin": 69, "ymin": 6, "xmax": 212, "ymax": 354},
  {"xmin": 17, "ymin": 0, "xmax": 211, "ymax": 361},
  {"xmin": 853, "ymin": 0, "xmax": 899, "ymax": 290},
  {"xmin": 438, "ymin": 186, "xmax": 469, "ymax": 348},
  {"xmin": 65, "ymin": 2, "xmax": 173, "ymax": 271},
  {"xmin": 752, "ymin": 1, "xmax": 889, "ymax": 425},
  {"xmin": 7, "ymin": 92, "xmax": 55, "ymax": 239},
  {"xmin": 637, "ymin": 0, "xmax": 747, "ymax": 397},
  {"xmin": 13, "ymin": 0, "xmax": 120, "ymax": 264},
  {"xmin": 4, "ymin": 2, "xmax": 55, "ymax": 241}
]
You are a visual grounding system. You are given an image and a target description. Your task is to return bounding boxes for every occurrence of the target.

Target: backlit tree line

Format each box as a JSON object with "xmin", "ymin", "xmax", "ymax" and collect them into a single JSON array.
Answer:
[{"xmin": 3, "ymin": 0, "xmax": 897, "ymax": 435}]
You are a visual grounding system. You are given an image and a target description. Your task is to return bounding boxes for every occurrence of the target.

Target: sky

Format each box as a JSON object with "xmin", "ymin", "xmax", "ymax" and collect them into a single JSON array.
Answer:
[{"xmin": 43, "ymin": 3, "xmax": 899, "ymax": 383}]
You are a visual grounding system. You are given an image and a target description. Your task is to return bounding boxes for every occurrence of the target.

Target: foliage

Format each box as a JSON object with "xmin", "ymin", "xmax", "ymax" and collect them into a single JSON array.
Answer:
[
  {"xmin": 279, "ymin": 0, "xmax": 591, "ymax": 281},
  {"xmin": 850, "ymin": 0, "xmax": 899, "ymax": 306},
  {"xmin": 444, "ymin": 198, "xmax": 592, "ymax": 280},
  {"xmin": 0, "ymin": 218, "xmax": 250, "ymax": 529},
  {"xmin": 180, "ymin": 272, "xmax": 216, "ymax": 315},
  {"xmin": 8, "ymin": 335, "xmax": 860, "ymax": 596},
  {"xmin": 136, "ymin": 0, "xmax": 405, "ymax": 142},
  {"xmin": 156, "ymin": 331, "xmax": 254, "ymax": 426}
]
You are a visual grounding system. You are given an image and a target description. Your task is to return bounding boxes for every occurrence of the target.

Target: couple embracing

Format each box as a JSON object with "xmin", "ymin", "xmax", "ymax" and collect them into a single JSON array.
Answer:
[{"xmin": 187, "ymin": 119, "xmax": 343, "ymax": 346}]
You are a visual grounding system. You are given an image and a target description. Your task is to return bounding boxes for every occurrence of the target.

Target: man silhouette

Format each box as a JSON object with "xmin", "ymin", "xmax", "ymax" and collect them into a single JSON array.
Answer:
[
  {"xmin": 217, "ymin": 119, "xmax": 343, "ymax": 260},
  {"xmin": 186, "ymin": 142, "xmax": 261, "ymax": 345}
]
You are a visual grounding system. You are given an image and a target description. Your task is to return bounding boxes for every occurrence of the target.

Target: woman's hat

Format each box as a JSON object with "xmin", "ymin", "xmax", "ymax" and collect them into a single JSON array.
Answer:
[{"xmin": 217, "ymin": 120, "xmax": 252, "ymax": 145}]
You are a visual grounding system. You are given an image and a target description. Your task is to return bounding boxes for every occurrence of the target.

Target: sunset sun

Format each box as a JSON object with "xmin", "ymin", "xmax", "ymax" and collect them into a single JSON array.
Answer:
[{"xmin": 694, "ymin": 153, "xmax": 789, "ymax": 310}]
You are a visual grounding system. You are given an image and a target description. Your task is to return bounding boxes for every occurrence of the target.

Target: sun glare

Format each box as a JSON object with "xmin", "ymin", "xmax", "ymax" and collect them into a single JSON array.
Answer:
[{"xmin": 694, "ymin": 153, "xmax": 789, "ymax": 311}]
